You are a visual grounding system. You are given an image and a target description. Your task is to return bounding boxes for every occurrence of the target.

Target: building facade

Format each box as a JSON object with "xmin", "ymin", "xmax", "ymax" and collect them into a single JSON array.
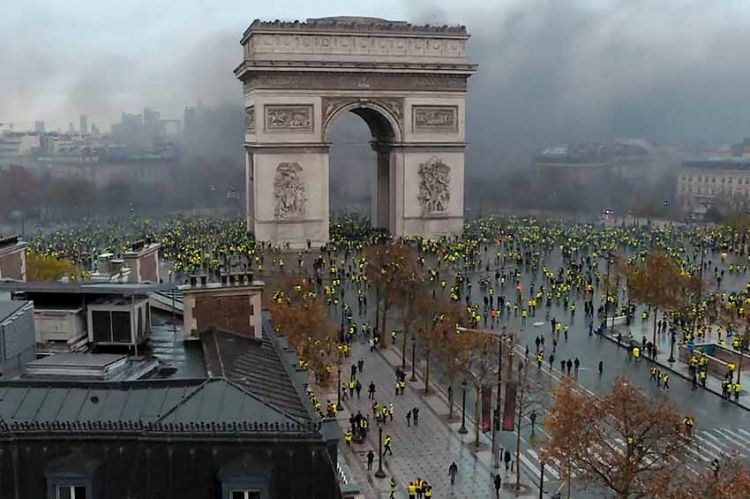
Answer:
[
  {"xmin": 0, "ymin": 378, "xmax": 340, "ymax": 499},
  {"xmin": 677, "ymin": 158, "xmax": 750, "ymax": 217}
]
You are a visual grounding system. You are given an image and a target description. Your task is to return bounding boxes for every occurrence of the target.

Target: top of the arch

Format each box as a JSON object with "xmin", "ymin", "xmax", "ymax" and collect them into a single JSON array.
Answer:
[
  {"xmin": 236, "ymin": 17, "xmax": 476, "ymax": 78},
  {"xmin": 242, "ymin": 17, "xmax": 470, "ymax": 41}
]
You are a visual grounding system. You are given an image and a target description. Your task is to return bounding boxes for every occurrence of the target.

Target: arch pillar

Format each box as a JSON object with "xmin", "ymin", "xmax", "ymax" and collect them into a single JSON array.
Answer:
[{"xmin": 246, "ymin": 142, "xmax": 331, "ymax": 248}]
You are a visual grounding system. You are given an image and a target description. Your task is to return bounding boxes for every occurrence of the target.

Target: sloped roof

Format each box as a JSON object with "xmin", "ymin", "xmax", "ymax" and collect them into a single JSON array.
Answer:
[
  {"xmin": 0, "ymin": 378, "xmax": 303, "ymax": 428},
  {"xmin": 201, "ymin": 322, "xmax": 311, "ymax": 421}
]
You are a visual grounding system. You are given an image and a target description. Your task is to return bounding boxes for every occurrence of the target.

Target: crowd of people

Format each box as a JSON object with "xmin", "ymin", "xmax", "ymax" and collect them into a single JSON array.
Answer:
[{"xmin": 21, "ymin": 213, "xmax": 750, "ymax": 495}]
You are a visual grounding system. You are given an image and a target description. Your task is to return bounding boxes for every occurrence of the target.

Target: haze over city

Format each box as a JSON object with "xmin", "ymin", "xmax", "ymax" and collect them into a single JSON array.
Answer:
[
  {"xmin": 5, "ymin": 0, "xmax": 750, "ymax": 151},
  {"xmin": 1, "ymin": 3, "xmax": 750, "ymax": 498}
]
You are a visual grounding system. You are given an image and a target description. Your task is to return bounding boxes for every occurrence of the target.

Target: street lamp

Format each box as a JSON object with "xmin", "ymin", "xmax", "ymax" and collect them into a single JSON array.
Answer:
[
  {"xmin": 374, "ymin": 422, "xmax": 386, "ymax": 478},
  {"xmin": 336, "ymin": 364, "xmax": 342, "ymax": 410},
  {"xmin": 410, "ymin": 334, "xmax": 417, "ymax": 381},
  {"xmin": 459, "ymin": 379, "xmax": 468, "ymax": 434},
  {"xmin": 668, "ymin": 328, "xmax": 676, "ymax": 363}
]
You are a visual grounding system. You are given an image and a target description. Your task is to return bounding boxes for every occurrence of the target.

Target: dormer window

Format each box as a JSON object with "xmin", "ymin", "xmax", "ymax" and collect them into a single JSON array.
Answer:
[{"xmin": 56, "ymin": 485, "xmax": 87, "ymax": 499}]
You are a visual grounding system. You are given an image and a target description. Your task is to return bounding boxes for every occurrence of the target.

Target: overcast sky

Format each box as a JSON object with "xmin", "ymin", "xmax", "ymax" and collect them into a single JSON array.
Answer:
[{"xmin": 4, "ymin": 0, "xmax": 750, "ymax": 152}]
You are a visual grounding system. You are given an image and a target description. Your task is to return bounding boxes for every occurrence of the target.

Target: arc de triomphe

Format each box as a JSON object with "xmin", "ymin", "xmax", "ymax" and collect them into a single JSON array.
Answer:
[{"xmin": 235, "ymin": 17, "xmax": 477, "ymax": 247}]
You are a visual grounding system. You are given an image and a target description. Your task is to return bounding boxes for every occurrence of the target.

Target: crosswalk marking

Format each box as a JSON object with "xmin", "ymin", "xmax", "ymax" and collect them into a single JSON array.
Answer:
[
  {"xmin": 527, "ymin": 449, "xmax": 560, "ymax": 480},
  {"xmin": 717, "ymin": 428, "xmax": 750, "ymax": 450},
  {"xmin": 519, "ymin": 453, "xmax": 543, "ymax": 478},
  {"xmin": 694, "ymin": 433, "xmax": 728, "ymax": 460},
  {"xmin": 517, "ymin": 427, "xmax": 744, "ymax": 485}
]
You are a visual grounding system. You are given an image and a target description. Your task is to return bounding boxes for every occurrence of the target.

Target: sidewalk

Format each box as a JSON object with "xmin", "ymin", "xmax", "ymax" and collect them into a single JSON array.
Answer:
[
  {"xmin": 602, "ymin": 325, "xmax": 750, "ymax": 412},
  {"xmin": 337, "ymin": 337, "xmax": 537, "ymax": 498}
]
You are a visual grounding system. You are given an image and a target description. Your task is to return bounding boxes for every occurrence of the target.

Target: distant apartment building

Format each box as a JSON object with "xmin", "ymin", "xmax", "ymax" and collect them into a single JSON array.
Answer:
[
  {"xmin": 34, "ymin": 121, "xmax": 45, "ymax": 133},
  {"xmin": 79, "ymin": 114, "xmax": 89, "ymax": 135},
  {"xmin": 677, "ymin": 158, "xmax": 750, "ymax": 217},
  {"xmin": 534, "ymin": 141, "xmax": 652, "ymax": 187},
  {"xmin": 677, "ymin": 138, "xmax": 750, "ymax": 218},
  {"xmin": 0, "ymin": 132, "xmax": 41, "ymax": 157}
]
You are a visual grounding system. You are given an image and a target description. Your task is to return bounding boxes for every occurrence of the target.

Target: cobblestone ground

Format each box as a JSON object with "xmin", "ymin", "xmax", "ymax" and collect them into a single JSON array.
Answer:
[{"xmin": 338, "ymin": 335, "xmax": 535, "ymax": 498}]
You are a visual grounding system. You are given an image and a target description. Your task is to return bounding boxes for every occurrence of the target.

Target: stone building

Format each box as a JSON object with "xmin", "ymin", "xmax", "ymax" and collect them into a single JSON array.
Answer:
[
  {"xmin": 677, "ymin": 158, "xmax": 750, "ymax": 217},
  {"xmin": 0, "ymin": 378, "xmax": 340, "ymax": 499}
]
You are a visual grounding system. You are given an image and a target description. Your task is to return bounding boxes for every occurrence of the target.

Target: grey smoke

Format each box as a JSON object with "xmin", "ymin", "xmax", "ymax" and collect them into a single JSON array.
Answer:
[{"xmin": 4, "ymin": 1, "xmax": 750, "ymax": 167}]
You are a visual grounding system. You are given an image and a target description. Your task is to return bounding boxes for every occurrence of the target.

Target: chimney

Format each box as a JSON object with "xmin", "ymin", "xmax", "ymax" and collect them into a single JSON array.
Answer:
[
  {"xmin": 189, "ymin": 275, "xmax": 197, "ymax": 287},
  {"xmin": 110, "ymin": 258, "xmax": 125, "ymax": 275},
  {"xmin": 200, "ymin": 275, "xmax": 208, "ymax": 286},
  {"xmin": 220, "ymin": 273, "xmax": 228, "ymax": 286}
]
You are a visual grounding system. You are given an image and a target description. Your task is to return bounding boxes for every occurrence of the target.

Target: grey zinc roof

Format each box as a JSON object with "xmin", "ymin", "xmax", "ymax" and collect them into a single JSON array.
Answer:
[
  {"xmin": 160, "ymin": 378, "xmax": 294, "ymax": 424},
  {"xmin": 0, "ymin": 378, "xmax": 301, "ymax": 426}
]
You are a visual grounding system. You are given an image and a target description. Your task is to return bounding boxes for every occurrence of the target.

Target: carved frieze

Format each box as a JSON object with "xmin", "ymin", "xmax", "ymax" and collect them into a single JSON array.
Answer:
[
  {"xmin": 273, "ymin": 162, "xmax": 306, "ymax": 219},
  {"xmin": 243, "ymin": 72, "xmax": 467, "ymax": 94},
  {"xmin": 418, "ymin": 157, "xmax": 451, "ymax": 214},
  {"xmin": 245, "ymin": 106, "xmax": 255, "ymax": 132},
  {"xmin": 248, "ymin": 34, "xmax": 468, "ymax": 60},
  {"xmin": 264, "ymin": 105, "xmax": 313, "ymax": 131},
  {"xmin": 413, "ymin": 106, "xmax": 457, "ymax": 132}
]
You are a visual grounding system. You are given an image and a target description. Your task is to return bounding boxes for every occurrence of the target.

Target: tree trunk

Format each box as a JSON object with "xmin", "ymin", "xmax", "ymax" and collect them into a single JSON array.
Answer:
[
  {"xmin": 375, "ymin": 288, "xmax": 382, "ymax": 341},
  {"xmin": 401, "ymin": 323, "xmax": 408, "ymax": 369},
  {"xmin": 381, "ymin": 298, "xmax": 389, "ymax": 348},
  {"xmin": 515, "ymin": 389, "xmax": 523, "ymax": 490},
  {"xmin": 474, "ymin": 384, "xmax": 481, "ymax": 449},
  {"xmin": 448, "ymin": 380, "xmax": 454, "ymax": 419},
  {"xmin": 424, "ymin": 351, "xmax": 430, "ymax": 394}
]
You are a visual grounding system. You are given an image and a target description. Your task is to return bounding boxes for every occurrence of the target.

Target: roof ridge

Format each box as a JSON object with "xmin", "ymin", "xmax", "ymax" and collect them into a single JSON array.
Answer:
[
  {"xmin": 154, "ymin": 379, "xmax": 209, "ymax": 423},
  {"xmin": 219, "ymin": 377, "xmax": 303, "ymax": 425}
]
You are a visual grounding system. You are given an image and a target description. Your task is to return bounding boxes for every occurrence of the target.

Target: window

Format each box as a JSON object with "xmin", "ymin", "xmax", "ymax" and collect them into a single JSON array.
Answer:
[
  {"xmin": 231, "ymin": 492, "xmax": 260, "ymax": 499},
  {"xmin": 57, "ymin": 486, "xmax": 86, "ymax": 499}
]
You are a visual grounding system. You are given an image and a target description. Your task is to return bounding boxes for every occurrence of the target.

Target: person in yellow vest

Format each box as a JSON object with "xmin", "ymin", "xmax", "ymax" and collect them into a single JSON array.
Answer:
[
  {"xmin": 389, "ymin": 477, "xmax": 397, "ymax": 499},
  {"xmin": 734, "ymin": 382, "xmax": 741, "ymax": 402},
  {"xmin": 415, "ymin": 477, "xmax": 424, "ymax": 499},
  {"xmin": 383, "ymin": 434, "xmax": 392, "ymax": 456},
  {"xmin": 344, "ymin": 429, "xmax": 352, "ymax": 445},
  {"xmin": 407, "ymin": 481, "xmax": 416, "ymax": 499},
  {"xmin": 632, "ymin": 346, "xmax": 640, "ymax": 361}
]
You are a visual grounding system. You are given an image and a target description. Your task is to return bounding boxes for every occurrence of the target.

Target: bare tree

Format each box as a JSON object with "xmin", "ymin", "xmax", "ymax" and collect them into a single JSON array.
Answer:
[{"xmin": 543, "ymin": 376, "xmax": 691, "ymax": 499}]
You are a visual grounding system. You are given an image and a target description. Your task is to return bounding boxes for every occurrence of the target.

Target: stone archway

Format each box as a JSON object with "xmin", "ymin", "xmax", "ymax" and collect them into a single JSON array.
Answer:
[{"xmin": 235, "ymin": 16, "xmax": 477, "ymax": 247}]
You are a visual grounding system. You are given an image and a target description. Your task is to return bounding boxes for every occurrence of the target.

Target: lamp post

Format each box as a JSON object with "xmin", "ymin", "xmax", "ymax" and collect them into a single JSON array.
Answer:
[
  {"xmin": 410, "ymin": 334, "xmax": 417, "ymax": 381},
  {"xmin": 459, "ymin": 379, "xmax": 468, "ymax": 434},
  {"xmin": 538, "ymin": 461, "xmax": 545, "ymax": 499},
  {"xmin": 374, "ymin": 422, "xmax": 386, "ymax": 478},
  {"xmin": 336, "ymin": 364, "xmax": 342, "ymax": 410},
  {"xmin": 492, "ymin": 334, "xmax": 504, "ymax": 469},
  {"xmin": 668, "ymin": 328, "xmax": 676, "ymax": 363}
]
